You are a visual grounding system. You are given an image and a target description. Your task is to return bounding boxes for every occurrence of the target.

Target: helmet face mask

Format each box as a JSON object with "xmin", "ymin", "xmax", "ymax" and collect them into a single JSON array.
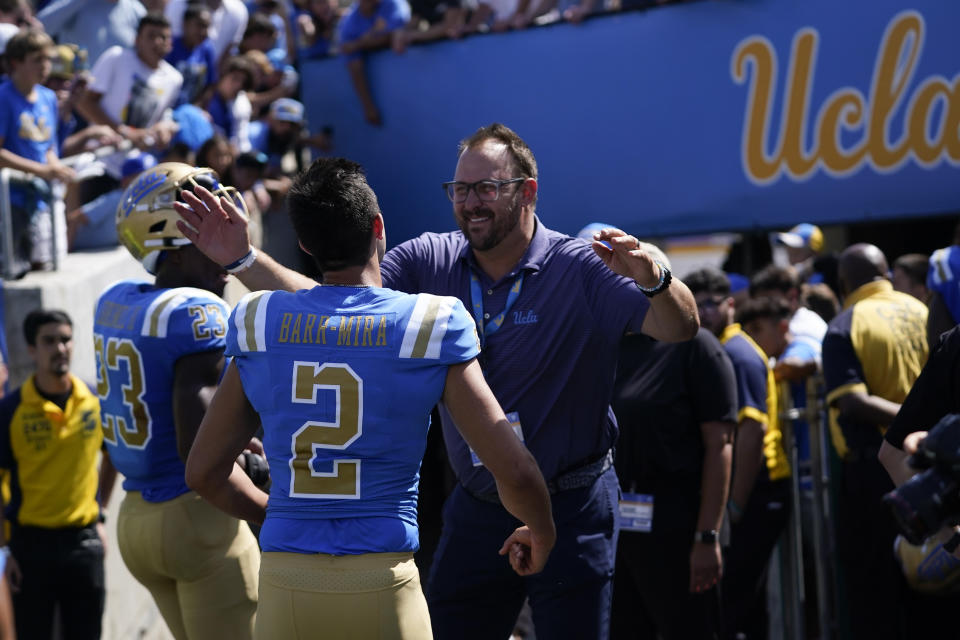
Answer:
[{"xmin": 116, "ymin": 162, "xmax": 247, "ymax": 274}]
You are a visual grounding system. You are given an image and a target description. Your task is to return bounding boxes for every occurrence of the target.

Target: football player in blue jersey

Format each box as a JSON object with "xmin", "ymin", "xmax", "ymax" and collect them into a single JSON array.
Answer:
[
  {"xmin": 95, "ymin": 163, "xmax": 260, "ymax": 640},
  {"xmin": 183, "ymin": 158, "xmax": 556, "ymax": 640}
]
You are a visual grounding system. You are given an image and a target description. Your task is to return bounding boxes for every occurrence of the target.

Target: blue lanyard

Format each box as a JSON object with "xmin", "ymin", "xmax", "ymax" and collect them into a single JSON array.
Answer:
[{"xmin": 470, "ymin": 270, "xmax": 524, "ymax": 348}]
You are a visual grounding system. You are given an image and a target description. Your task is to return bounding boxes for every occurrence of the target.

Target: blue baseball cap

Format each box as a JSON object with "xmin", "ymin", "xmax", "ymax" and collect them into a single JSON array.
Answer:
[
  {"xmin": 270, "ymin": 98, "xmax": 305, "ymax": 125},
  {"xmin": 774, "ymin": 223, "xmax": 824, "ymax": 253},
  {"xmin": 121, "ymin": 153, "xmax": 157, "ymax": 179}
]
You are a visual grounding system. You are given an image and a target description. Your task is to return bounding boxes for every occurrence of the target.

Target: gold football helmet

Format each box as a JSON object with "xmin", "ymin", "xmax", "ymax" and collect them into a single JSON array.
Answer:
[
  {"xmin": 894, "ymin": 529, "xmax": 960, "ymax": 594},
  {"xmin": 116, "ymin": 162, "xmax": 247, "ymax": 274}
]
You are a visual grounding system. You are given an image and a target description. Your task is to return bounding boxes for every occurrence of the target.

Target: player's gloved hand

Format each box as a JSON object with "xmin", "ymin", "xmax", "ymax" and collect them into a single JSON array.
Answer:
[{"xmin": 237, "ymin": 438, "xmax": 270, "ymax": 489}]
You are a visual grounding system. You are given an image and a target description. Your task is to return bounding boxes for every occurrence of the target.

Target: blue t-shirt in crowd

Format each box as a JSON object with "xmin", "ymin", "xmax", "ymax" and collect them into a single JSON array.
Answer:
[
  {"xmin": 73, "ymin": 188, "xmax": 123, "ymax": 250},
  {"xmin": 247, "ymin": 119, "xmax": 285, "ymax": 171},
  {"xmin": 337, "ymin": 0, "xmax": 410, "ymax": 61},
  {"xmin": 206, "ymin": 92, "xmax": 236, "ymax": 139},
  {"xmin": 0, "ymin": 81, "xmax": 59, "ymax": 163},
  {"xmin": 292, "ymin": 9, "xmax": 332, "ymax": 59},
  {"xmin": 166, "ymin": 36, "xmax": 218, "ymax": 106}
]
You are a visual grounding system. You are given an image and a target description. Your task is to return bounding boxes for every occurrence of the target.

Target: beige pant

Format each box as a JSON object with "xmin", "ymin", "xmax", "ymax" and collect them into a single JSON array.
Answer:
[
  {"xmin": 256, "ymin": 551, "xmax": 432, "ymax": 640},
  {"xmin": 117, "ymin": 491, "xmax": 260, "ymax": 640}
]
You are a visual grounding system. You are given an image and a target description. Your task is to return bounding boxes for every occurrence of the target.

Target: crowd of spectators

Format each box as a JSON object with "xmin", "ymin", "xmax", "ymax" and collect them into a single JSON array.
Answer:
[
  {"xmin": 0, "ymin": 0, "xmax": 694, "ymax": 277},
  {"xmin": 0, "ymin": 0, "xmax": 337, "ymax": 277}
]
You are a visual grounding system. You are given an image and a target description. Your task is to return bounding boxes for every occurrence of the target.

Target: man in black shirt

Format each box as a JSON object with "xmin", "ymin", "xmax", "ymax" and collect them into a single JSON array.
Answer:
[
  {"xmin": 880, "ymin": 325, "xmax": 960, "ymax": 482},
  {"xmin": 610, "ymin": 249, "xmax": 737, "ymax": 640}
]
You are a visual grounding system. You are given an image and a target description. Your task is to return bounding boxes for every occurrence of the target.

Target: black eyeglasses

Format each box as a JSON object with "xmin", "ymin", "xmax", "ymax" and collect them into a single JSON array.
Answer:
[{"xmin": 441, "ymin": 178, "xmax": 526, "ymax": 203}]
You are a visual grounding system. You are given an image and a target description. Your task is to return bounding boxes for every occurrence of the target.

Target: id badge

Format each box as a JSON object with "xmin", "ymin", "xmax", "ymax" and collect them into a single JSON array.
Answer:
[
  {"xmin": 470, "ymin": 411, "xmax": 524, "ymax": 467},
  {"xmin": 619, "ymin": 492, "xmax": 654, "ymax": 532}
]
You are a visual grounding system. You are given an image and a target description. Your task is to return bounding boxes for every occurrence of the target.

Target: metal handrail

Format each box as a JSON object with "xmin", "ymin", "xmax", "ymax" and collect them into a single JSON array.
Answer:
[
  {"xmin": 806, "ymin": 372, "xmax": 838, "ymax": 640},
  {"xmin": 0, "ymin": 168, "xmax": 66, "ymax": 278},
  {"xmin": 60, "ymin": 139, "xmax": 134, "ymax": 168},
  {"xmin": 776, "ymin": 372, "xmax": 837, "ymax": 640},
  {"xmin": 0, "ymin": 169, "xmax": 15, "ymax": 280},
  {"xmin": 0, "ymin": 141, "xmax": 135, "ymax": 278}
]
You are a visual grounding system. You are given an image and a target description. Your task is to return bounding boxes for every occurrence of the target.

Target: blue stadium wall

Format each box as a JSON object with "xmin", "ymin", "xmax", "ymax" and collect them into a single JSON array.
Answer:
[{"xmin": 301, "ymin": 0, "xmax": 960, "ymax": 247}]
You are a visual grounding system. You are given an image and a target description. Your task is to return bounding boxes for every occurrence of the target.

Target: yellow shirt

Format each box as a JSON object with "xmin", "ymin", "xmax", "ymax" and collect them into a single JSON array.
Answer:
[
  {"xmin": 822, "ymin": 280, "xmax": 928, "ymax": 459},
  {"xmin": 0, "ymin": 375, "xmax": 103, "ymax": 528}
]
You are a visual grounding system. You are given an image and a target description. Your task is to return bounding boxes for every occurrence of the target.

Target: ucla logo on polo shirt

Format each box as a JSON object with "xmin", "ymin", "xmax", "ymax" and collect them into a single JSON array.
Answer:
[{"xmin": 513, "ymin": 310, "xmax": 538, "ymax": 325}]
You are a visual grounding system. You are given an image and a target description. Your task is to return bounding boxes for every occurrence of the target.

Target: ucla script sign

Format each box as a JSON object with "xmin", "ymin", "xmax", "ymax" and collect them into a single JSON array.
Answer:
[
  {"xmin": 734, "ymin": 11, "xmax": 959, "ymax": 186},
  {"xmin": 300, "ymin": 0, "xmax": 960, "ymax": 240}
]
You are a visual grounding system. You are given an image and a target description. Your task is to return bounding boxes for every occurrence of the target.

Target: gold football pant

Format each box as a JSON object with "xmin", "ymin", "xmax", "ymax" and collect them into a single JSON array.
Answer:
[
  {"xmin": 117, "ymin": 490, "xmax": 260, "ymax": 640},
  {"xmin": 256, "ymin": 550, "xmax": 431, "ymax": 639}
]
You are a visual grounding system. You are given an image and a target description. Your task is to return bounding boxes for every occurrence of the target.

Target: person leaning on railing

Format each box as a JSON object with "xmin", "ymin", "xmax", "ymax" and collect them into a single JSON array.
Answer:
[{"xmin": 0, "ymin": 28, "xmax": 76, "ymax": 274}]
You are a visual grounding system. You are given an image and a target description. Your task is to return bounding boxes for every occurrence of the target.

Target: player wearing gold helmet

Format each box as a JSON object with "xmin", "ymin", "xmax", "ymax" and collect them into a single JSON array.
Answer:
[{"xmin": 96, "ymin": 162, "xmax": 260, "ymax": 640}]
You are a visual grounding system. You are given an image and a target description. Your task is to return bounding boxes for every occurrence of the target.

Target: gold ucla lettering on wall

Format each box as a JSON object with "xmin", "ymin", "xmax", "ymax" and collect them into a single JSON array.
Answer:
[{"xmin": 731, "ymin": 10, "xmax": 958, "ymax": 185}]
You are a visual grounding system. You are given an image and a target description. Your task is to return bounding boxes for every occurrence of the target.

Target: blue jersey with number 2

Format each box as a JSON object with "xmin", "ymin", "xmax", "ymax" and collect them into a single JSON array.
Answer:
[{"xmin": 227, "ymin": 286, "xmax": 479, "ymax": 555}]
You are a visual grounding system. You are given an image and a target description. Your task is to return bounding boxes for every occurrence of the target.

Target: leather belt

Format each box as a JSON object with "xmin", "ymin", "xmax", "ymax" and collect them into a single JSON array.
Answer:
[{"xmin": 465, "ymin": 449, "xmax": 613, "ymax": 505}]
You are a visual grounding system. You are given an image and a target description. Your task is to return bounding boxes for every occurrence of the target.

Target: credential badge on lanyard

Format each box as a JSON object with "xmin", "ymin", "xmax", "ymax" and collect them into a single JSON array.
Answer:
[{"xmin": 619, "ymin": 492, "xmax": 654, "ymax": 532}]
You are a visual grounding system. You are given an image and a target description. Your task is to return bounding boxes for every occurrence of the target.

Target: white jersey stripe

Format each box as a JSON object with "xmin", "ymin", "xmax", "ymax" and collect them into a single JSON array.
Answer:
[
  {"xmin": 141, "ymin": 289, "xmax": 181, "ymax": 337},
  {"xmin": 399, "ymin": 295, "xmax": 431, "ymax": 358},
  {"xmin": 423, "ymin": 297, "xmax": 454, "ymax": 359},
  {"xmin": 236, "ymin": 291, "xmax": 272, "ymax": 352},
  {"xmin": 253, "ymin": 291, "xmax": 273, "ymax": 352}
]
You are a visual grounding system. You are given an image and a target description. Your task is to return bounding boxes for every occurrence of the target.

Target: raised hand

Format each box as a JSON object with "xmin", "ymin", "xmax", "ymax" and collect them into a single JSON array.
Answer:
[
  {"xmin": 589, "ymin": 227, "xmax": 662, "ymax": 288},
  {"xmin": 174, "ymin": 186, "xmax": 252, "ymax": 268}
]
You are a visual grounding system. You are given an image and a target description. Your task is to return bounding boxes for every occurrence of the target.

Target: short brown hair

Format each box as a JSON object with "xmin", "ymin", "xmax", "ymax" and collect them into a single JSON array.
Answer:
[
  {"xmin": 750, "ymin": 264, "xmax": 799, "ymax": 297},
  {"xmin": 735, "ymin": 295, "xmax": 791, "ymax": 326},
  {"xmin": 5, "ymin": 28, "xmax": 53, "ymax": 64},
  {"xmin": 458, "ymin": 123, "xmax": 538, "ymax": 181}
]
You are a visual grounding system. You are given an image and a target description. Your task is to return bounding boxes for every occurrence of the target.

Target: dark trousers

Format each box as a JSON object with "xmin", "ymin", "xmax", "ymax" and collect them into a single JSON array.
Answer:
[
  {"xmin": 836, "ymin": 456, "xmax": 904, "ymax": 640},
  {"xmin": 427, "ymin": 467, "xmax": 619, "ymax": 640},
  {"xmin": 611, "ymin": 528, "xmax": 720, "ymax": 640},
  {"xmin": 10, "ymin": 524, "xmax": 105, "ymax": 640},
  {"xmin": 721, "ymin": 478, "xmax": 791, "ymax": 640}
]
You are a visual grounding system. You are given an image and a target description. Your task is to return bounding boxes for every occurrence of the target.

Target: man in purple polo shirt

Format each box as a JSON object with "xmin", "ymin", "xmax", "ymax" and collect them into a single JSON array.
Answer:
[{"xmin": 174, "ymin": 122, "xmax": 699, "ymax": 640}]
